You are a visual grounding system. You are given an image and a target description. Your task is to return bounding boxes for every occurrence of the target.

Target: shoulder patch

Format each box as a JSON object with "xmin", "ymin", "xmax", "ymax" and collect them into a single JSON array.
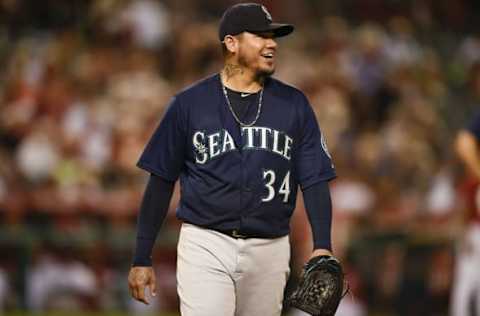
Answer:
[{"xmin": 321, "ymin": 133, "xmax": 332, "ymax": 159}]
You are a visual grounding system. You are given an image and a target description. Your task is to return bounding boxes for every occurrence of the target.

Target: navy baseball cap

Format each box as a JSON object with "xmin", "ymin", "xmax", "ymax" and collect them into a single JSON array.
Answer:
[{"xmin": 218, "ymin": 3, "xmax": 294, "ymax": 41}]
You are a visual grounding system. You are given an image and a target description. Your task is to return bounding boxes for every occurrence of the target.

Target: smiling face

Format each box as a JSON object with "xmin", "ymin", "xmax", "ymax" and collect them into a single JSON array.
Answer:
[{"xmin": 225, "ymin": 31, "xmax": 278, "ymax": 78}]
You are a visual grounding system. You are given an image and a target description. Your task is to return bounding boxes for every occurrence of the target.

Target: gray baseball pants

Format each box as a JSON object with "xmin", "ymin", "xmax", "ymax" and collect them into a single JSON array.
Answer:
[{"xmin": 177, "ymin": 223, "xmax": 290, "ymax": 316}]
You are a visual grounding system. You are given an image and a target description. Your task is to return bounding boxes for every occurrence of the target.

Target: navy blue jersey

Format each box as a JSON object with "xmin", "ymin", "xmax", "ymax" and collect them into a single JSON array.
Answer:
[
  {"xmin": 137, "ymin": 74, "xmax": 336, "ymax": 237},
  {"xmin": 467, "ymin": 112, "xmax": 480, "ymax": 140}
]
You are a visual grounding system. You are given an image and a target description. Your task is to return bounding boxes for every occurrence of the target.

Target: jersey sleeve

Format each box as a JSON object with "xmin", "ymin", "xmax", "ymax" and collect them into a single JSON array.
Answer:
[
  {"xmin": 467, "ymin": 112, "xmax": 480, "ymax": 140},
  {"xmin": 294, "ymin": 93, "xmax": 336, "ymax": 190},
  {"xmin": 137, "ymin": 96, "xmax": 186, "ymax": 181}
]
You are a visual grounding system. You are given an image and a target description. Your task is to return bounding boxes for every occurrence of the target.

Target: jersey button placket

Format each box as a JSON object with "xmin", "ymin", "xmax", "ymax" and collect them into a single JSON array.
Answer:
[
  {"xmin": 241, "ymin": 152, "xmax": 251, "ymax": 193},
  {"xmin": 239, "ymin": 150, "xmax": 250, "ymax": 231}
]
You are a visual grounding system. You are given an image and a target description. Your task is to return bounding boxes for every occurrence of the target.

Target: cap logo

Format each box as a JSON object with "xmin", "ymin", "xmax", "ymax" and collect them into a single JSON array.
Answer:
[{"xmin": 261, "ymin": 5, "xmax": 272, "ymax": 22}]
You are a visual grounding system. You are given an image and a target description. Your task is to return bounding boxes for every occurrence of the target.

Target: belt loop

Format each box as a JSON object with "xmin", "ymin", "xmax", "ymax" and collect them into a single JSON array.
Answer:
[{"xmin": 232, "ymin": 229, "xmax": 248, "ymax": 238}]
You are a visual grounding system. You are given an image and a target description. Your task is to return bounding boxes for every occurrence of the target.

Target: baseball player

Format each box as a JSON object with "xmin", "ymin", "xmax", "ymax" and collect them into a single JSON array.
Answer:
[
  {"xmin": 128, "ymin": 3, "xmax": 337, "ymax": 316},
  {"xmin": 452, "ymin": 113, "xmax": 480, "ymax": 315}
]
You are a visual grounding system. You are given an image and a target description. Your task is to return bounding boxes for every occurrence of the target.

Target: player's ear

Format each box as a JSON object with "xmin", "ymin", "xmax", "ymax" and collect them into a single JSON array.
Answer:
[{"xmin": 223, "ymin": 35, "xmax": 238, "ymax": 54}]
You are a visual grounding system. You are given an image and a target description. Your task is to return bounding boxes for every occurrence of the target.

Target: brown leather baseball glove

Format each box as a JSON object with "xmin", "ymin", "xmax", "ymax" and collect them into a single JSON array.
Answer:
[{"xmin": 286, "ymin": 255, "xmax": 347, "ymax": 316}]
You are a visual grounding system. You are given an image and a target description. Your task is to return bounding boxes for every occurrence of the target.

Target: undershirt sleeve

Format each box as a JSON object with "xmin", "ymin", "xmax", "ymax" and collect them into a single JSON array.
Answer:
[
  {"xmin": 302, "ymin": 180, "xmax": 333, "ymax": 251},
  {"xmin": 132, "ymin": 174, "xmax": 175, "ymax": 266}
]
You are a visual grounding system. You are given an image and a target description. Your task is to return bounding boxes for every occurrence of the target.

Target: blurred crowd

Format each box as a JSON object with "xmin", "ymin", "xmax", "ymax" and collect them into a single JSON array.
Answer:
[{"xmin": 1, "ymin": 0, "xmax": 480, "ymax": 315}]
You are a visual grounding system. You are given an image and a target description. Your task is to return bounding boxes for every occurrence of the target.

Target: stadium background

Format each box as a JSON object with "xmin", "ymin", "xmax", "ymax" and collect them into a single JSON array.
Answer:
[{"xmin": 1, "ymin": 0, "xmax": 480, "ymax": 315}]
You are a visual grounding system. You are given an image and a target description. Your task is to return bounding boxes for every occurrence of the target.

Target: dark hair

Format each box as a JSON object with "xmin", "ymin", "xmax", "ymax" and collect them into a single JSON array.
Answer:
[{"xmin": 221, "ymin": 42, "xmax": 228, "ymax": 57}]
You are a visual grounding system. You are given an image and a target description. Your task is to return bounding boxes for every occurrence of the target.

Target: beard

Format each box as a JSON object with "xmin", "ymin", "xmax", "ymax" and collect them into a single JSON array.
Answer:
[{"xmin": 237, "ymin": 53, "xmax": 275, "ymax": 79}]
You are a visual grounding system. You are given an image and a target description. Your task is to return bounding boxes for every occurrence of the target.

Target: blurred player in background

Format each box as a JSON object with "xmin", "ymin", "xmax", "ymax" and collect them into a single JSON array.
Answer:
[{"xmin": 453, "ymin": 62, "xmax": 480, "ymax": 316}]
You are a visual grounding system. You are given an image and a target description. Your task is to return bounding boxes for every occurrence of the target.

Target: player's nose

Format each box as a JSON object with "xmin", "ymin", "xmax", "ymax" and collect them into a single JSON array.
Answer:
[{"xmin": 265, "ymin": 37, "xmax": 277, "ymax": 49}]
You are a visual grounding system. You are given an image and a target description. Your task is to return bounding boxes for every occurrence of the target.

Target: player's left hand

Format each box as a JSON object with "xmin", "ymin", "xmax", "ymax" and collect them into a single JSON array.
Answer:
[
  {"xmin": 310, "ymin": 248, "xmax": 333, "ymax": 259},
  {"xmin": 128, "ymin": 266, "xmax": 157, "ymax": 304}
]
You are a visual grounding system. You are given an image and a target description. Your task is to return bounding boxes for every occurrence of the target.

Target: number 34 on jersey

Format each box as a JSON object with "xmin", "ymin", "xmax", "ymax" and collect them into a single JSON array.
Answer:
[{"xmin": 262, "ymin": 169, "xmax": 291, "ymax": 203}]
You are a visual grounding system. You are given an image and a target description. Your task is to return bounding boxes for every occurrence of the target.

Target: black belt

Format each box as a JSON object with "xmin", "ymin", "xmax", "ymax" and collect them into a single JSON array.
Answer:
[
  {"xmin": 214, "ymin": 229, "xmax": 281, "ymax": 239},
  {"xmin": 216, "ymin": 229, "xmax": 254, "ymax": 239}
]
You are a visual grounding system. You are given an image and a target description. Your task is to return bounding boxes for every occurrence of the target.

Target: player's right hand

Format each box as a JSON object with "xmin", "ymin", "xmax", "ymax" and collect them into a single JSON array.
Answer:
[{"xmin": 128, "ymin": 266, "xmax": 157, "ymax": 304}]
